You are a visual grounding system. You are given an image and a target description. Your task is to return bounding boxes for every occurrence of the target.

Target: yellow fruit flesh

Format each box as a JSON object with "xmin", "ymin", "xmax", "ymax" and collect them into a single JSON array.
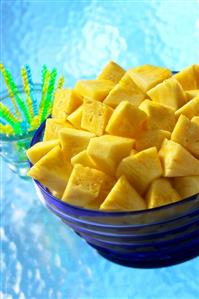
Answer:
[
  {"xmin": 106, "ymin": 101, "xmax": 148, "ymax": 138},
  {"xmin": 147, "ymin": 77, "xmax": 187, "ymax": 110},
  {"xmin": 192, "ymin": 116, "xmax": 199, "ymax": 126},
  {"xmin": 28, "ymin": 145, "xmax": 72, "ymax": 194},
  {"xmin": 172, "ymin": 176, "xmax": 199, "ymax": 199},
  {"xmin": 97, "ymin": 60, "xmax": 125, "ymax": 84},
  {"xmin": 81, "ymin": 98, "xmax": 113, "ymax": 136},
  {"xmin": 185, "ymin": 90, "xmax": 199, "ymax": 100},
  {"xmin": 43, "ymin": 118, "xmax": 73, "ymax": 141},
  {"xmin": 59, "ymin": 128, "xmax": 95, "ymax": 159},
  {"xmin": 74, "ymin": 79, "xmax": 114, "ymax": 101},
  {"xmin": 71, "ymin": 150, "xmax": 97, "ymax": 169},
  {"xmin": 62, "ymin": 164, "xmax": 109, "ymax": 207},
  {"xmin": 135, "ymin": 129, "xmax": 171, "ymax": 151},
  {"xmin": 175, "ymin": 95, "xmax": 199, "ymax": 119},
  {"xmin": 128, "ymin": 64, "xmax": 172, "ymax": 92},
  {"xmin": 100, "ymin": 176, "xmax": 146, "ymax": 211},
  {"xmin": 87, "ymin": 135, "xmax": 134, "ymax": 175},
  {"xmin": 146, "ymin": 178, "xmax": 180, "ymax": 209},
  {"xmin": 65, "ymin": 90, "xmax": 82, "ymax": 115},
  {"xmin": 139, "ymin": 99, "xmax": 176, "ymax": 132},
  {"xmin": 67, "ymin": 105, "xmax": 83, "ymax": 129},
  {"xmin": 117, "ymin": 147, "xmax": 163, "ymax": 194},
  {"xmin": 27, "ymin": 139, "xmax": 59, "ymax": 164},
  {"xmin": 159, "ymin": 139, "xmax": 199, "ymax": 177},
  {"xmin": 171, "ymin": 115, "xmax": 199, "ymax": 158},
  {"xmin": 52, "ymin": 89, "xmax": 70, "ymax": 119},
  {"xmin": 174, "ymin": 65, "xmax": 198, "ymax": 90},
  {"xmin": 104, "ymin": 73, "xmax": 145, "ymax": 108}
]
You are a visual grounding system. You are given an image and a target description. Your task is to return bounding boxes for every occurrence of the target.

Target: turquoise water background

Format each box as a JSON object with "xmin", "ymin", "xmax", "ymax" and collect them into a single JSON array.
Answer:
[{"xmin": 1, "ymin": 1, "xmax": 199, "ymax": 298}]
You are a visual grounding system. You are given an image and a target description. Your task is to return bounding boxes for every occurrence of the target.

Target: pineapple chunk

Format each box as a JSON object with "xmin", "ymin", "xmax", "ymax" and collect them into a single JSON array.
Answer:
[
  {"xmin": 185, "ymin": 90, "xmax": 199, "ymax": 101},
  {"xmin": 50, "ymin": 189, "xmax": 63, "ymax": 200},
  {"xmin": 28, "ymin": 145, "xmax": 72, "ymax": 194},
  {"xmin": 97, "ymin": 60, "xmax": 125, "ymax": 84},
  {"xmin": 171, "ymin": 115, "xmax": 199, "ymax": 158},
  {"xmin": 159, "ymin": 139, "xmax": 199, "ymax": 177},
  {"xmin": 139, "ymin": 99, "xmax": 176, "ymax": 132},
  {"xmin": 172, "ymin": 176, "xmax": 199, "ymax": 199},
  {"xmin": 74, "ymin": 79, "xmax": 114, "ymax": 101},
  {"xmin": 100, "ymin": 176, "xmax": 146, "ymax": 211},
  {"xmin": 59, "ymin": 128, "xmax": 94, "ymax": 159},
  {"xmin": 106, "ymin": 101, "xmax": 148, "ymax": 138},
  {"xmin": 175, "ymin": 95, "xmax": 199, "ymax": 119},
  {"xmin": 71, "ymin": 150, "xmax": 97, "ymax": 169},
  {"xmin": 62, "ymin": 164, "xmax": 110, "ymax": 207},
  {"xmin": 52, "ymin": 89, "xmax": 70, "ymax": 119},
  {"xmin": 67, "ymin": 105, "xmax": 83, "ymax": 129},
  {"xmin": 146, "ymin": 178, "xmax": 180, "ymax": 209},
  {"xmin": 128, "ymin": 64, "xmax": 172, "ymax": 92},
  {"xmin": 87, "ymin": 135, "xmax": 134, "ymax": 175},
  {"xmin": 81, "ymin": 98, "xmax": 113, "ymax": 136},
  {"xmin": 86, "ymin": 175, "xmax": 116, "ymax": 210},
  {"xmin": 43, "ymin": 118, "xmax": 73, "ymax": 141},
  {"xmin": 65, "ymin": 90, "xmax": 82, "ymax": 115},
  {"xmin": 104, "ymin": 73, "xmax": 145, "ymax": 108},
  {"xmin": 27, "ymin": 139, "xmax": 59, "ymax": 164},
  {"xmin": 192, "ymin": 116, "xmax": 199, "ymax": 126},
  {"xmin": 117, "ymin": 147, "xmax": 163, "ymax": 194},
  {"xmin": 174, "ymin": 65, "xmax": 198, "ymax": 90},
  {"xmin": 147, "ymin": 77, "xmax": 187, "ymax": 110},
  {"xmin": 135, "ymin": 129, "xmax": 171, "ymax": 151},
  {"xmin": 194, "ymin": 64, "xmax": 199, "ymax": 88}
]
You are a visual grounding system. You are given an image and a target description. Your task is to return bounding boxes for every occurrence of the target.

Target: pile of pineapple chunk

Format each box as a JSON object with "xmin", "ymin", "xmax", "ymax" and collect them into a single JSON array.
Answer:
[{"xmin": 27, "ymin": 62, "xmax": 199, "ymax": 211}]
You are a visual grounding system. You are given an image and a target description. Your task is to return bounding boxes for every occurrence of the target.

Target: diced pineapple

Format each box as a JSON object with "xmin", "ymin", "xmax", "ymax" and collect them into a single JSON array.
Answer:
[
  {"xmin": 128, "ymin": 64, "xmax": 172, "ymax": 92},
  {"xmin": 117, "ymin": 147, "xmax": 163, "ymax": 194},
  {"xmin": 130, "ymin": 149, "xmax": 137, "ymax": 155},
  {"xmin": 87, "ymin": 135, "xmax": 134, "ymax": 175},
  {"xmin": 52, "ymin": 89, "xmax": 70, "ymax": 119},
  {"xmin": 81, "ymin": 98, "xmax": 113, "ymax": 136},
  {"xmin": 192, "ymin": 116, "xmax": 199, "ymax": 126},
  {"xmin": 146, "ymin": 178, "xmax": 180, "ymax": 209},
  {"xmin": 171, "ymin": 115, "xmax": 199, "ymax": 158},
  {"xmin": 65, "ymin": 90, "xmax": 82, "ymax": 115},
  {"xmin": 185, "ymin": 90, "xmax": 199, "ymax": 100},
  {"xmin": 104, "ymin": 73, "xmax": 145, "ymax": 108},
  {"xmin": 74, "ymin": 79, "xmax": 114, "ymax": 101},
  {"xmin": 174, "ymin": 65, "xmax": 198, "ymax": 90},
  {"xmin": 43, "ymin": 118, "xmax": 73, "ymax": 141},
  {"xmin": 27, "ymin": 139, "xmax": 59, "ymax": 164},
  {"xmin": 97, "ymin": 60, "xmax": 125, "ymax": 84},
  {"xmin": 147, "ymin": 77, "xmax": 187, "ymax": 110},
  {"xmin": 139, "ymin": 99, "xmax": 176, "ymax": 132},
  {"xmin": 194, "ymin": 64, "xmax": 199, "ymax": 88},
  {"xmin": 175, "ymin": 95, "xmax": 199, "ymax": 119},
  {"xmin": 59, "ymin": 128, "xmax": 95, "ymax": 159},
  {"xmin": 106, "ymin": 101, "xmax": 148, "ymax": 138},
  {"xmin": 135, "ymin": 129, "xmax": 171, "ymax": 151},
  {"xmin": 100, "ymin": 176, "xmax": 146, "ymax": 211},
  {"xmin": 71, "ymin": 150, "xmax": 97, "ymax": 169},
  {"xmin": 50, "ymin": 189, "xmax": 63, "ymax": 200},
  {"xmin": 159, "ymin": 139, "xmax": 199, "ymax": 177},
  {"xmin": 86, "ymin": 175, "xmax": 116, "ymax": 210},
  {"xmin": 172, "ymin": 176, "xmax": 199, "ymax": 199},
  {"xmin": 67, "ymin": 105, "xmax": 83, "ymax": 129},
  {"xmin": 28, "ymin": 145, "xmax": 72, "ymax": 194},
  {"xmin": 62, "ymin": 164, "xmax": 109, "ymax": 207}
]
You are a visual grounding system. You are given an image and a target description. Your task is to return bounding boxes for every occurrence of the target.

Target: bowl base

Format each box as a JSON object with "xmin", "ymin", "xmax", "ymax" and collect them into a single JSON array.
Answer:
[{"xmin": 96, "ymin": 248, "xmax": 199, "ymax": 269}]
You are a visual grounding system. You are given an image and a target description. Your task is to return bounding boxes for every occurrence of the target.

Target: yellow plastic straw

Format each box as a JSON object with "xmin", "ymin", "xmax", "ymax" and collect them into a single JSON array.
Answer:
[{"xmin": 0, "ymin": 123, "xmax": 14, "ymax": 135}]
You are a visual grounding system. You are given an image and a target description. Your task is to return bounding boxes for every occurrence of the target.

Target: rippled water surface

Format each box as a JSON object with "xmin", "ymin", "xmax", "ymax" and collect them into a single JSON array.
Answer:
[{"xmin": 1, "ymin": 1, "xmax": 199, "ymax": 298}]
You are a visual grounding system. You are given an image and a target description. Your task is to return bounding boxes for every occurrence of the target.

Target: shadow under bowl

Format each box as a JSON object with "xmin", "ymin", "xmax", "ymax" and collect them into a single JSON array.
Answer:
[{"xmin": 29, "ymin": 120, "xmax": 199, "ymax": 268}]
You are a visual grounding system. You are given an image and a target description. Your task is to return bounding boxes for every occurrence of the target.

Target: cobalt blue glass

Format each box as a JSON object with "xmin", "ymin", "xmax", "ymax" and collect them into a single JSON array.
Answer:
[{"xmin": 29, "ymin": 121, "xmax": 199, "ymax": 269}]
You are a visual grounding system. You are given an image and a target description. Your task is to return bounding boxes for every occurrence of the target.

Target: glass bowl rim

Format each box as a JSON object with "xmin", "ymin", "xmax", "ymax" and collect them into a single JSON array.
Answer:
[
  {"xmin": 30, "ymin": 120, "xmax": 199, "ymax": 218},
  {"xmin": 0, "ymin": 83, "xmax": 42, "ymax": 142}
]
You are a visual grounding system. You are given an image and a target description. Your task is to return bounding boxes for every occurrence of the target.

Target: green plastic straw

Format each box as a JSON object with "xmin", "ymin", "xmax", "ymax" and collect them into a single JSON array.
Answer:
[
  {"xmin": 39, "ymin": 70, "xmax": 51, "ymax": 113},
  {"xmin": 0, "ymin": 64, "xmax": 21, "ymax": 119},
  {"xmin": 0, "ymin": 103, "xmax": 22, "ymax": 134},
  {"xmin": 21, "ymin": 67, "xmax": 34, "ymax": 119},
  {"xmin": 5, "ymin": 69, "xmax": 31, "ymax": 124},
  {"xmin": 40, "ymin": 69, "xmax": 57, "ymax": 122}
]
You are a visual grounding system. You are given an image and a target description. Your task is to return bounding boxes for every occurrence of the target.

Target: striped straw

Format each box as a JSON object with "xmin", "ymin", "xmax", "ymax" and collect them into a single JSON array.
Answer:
[
  {"xmin": 21, "ymin": 67, "xmax": 34, "ymax": 119},
  {"xmin": 0, "ymin": 123, "xmax": 14, "ymax": 135},
  {"xmin": 25, "ymin": 64, "xmax": 37, "ymax": 116},
  {"xmin": 0, "ymin": 102, "xmax": 22, "ymax": 134},
  {"xmin": 56, "ymin": 76, "xmax": 65, "ymax": 89},
  {"xmin": 0, "ymin": 63, "xmax": 21, "ymax": 119}
]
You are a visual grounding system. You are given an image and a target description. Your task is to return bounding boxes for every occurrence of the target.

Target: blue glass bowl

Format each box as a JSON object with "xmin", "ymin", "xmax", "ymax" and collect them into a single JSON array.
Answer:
[{"xmin": 30, "ymin": 121, "xmax": 199, "ymax": 268}]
